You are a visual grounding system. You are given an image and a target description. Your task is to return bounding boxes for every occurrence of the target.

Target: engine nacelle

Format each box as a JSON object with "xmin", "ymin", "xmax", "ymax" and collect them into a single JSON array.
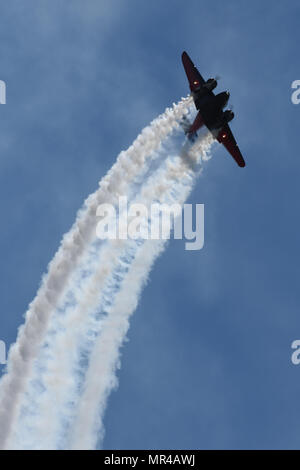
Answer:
[
  {"xmin": 223, "ymin": 109, "xmax": 234, "ymax": 123},
  {"xmin": 204, "ymin": 78, "xmax": 217, "ymax": 91}
]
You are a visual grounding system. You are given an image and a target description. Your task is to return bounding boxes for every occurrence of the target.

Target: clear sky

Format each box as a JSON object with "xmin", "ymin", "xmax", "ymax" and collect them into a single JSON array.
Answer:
[{"xmin": 0, "ymin": 0, "xmax": 300, "ymax": 449}]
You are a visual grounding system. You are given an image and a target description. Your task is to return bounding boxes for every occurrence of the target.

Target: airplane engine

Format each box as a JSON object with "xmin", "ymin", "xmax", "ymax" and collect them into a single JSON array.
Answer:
[
  {"xmin": 204, "ymin": 78, "xmax": 217, "ymax": 91},
  {"xmin": 224, "ymin": 109, "xmax": 235, "ymax": 123}
]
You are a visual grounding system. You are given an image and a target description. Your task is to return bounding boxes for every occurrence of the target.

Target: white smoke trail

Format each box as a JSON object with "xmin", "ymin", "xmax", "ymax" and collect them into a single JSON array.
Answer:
[
  {"xmin": 69, "ymin": 133, "xmax": 214, "ymax": 449},
  {"xmin": 7, "ymin": 133, "xmax": 198, "ymax": 449},
  {"xmin": 0, "ymin": 97, "xmax": 192, "ymax": 449},
  {"xmin": 8, "ymin": 131, "xmax": 213, "ymax": 450}
]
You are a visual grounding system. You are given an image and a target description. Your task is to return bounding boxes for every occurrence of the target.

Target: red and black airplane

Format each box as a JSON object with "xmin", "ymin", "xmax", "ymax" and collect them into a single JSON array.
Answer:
[{"xmin": 181, "ymin": 51, "xmax": 245, "ymax": 167}]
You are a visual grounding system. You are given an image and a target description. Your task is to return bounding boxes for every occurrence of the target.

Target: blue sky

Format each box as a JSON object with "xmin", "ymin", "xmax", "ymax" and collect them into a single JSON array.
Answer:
[{"xmin": 0, "ymin": 0, "xmax": 300, "ymax": 449}]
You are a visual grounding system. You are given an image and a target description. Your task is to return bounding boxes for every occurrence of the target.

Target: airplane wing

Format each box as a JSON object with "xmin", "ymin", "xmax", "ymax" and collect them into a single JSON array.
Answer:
[
  {"xmin": 182, "ymin": 51, "xmax": 205, "ymax": 92},
  {"xmin": 217, "ymin": 124, "xmax": 246, "ymax": 167}
]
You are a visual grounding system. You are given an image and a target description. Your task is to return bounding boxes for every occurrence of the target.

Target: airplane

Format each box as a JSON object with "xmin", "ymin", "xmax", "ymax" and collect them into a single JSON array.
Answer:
[{"xmin": 181, "ymin": 51, "xmax": 246, "ymax": 167}]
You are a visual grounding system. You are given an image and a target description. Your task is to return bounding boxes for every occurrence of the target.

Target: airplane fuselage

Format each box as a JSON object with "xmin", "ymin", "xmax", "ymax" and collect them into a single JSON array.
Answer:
[{"xmin": 192, "ymin": 89, "xmax": 230, "ymax": 131}]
